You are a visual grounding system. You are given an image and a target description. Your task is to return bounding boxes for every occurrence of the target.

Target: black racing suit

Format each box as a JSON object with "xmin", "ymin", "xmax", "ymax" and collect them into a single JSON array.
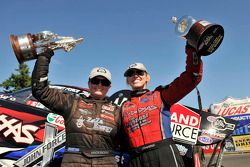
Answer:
[{"xmin": 32, "ymin": 50, "xmax": 121, "ymax": 167}]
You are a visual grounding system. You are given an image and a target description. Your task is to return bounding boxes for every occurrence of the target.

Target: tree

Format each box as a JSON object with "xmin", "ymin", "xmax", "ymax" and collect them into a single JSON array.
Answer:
[{"xmin": 0, "ymin": 63, "xmax": 31, "ymax": 93}]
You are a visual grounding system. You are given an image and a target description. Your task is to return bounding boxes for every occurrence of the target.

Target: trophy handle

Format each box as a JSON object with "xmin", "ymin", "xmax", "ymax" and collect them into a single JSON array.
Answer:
[{"xmin": 10, "ymin": 33, "xmax": 37, "ymax": 64}]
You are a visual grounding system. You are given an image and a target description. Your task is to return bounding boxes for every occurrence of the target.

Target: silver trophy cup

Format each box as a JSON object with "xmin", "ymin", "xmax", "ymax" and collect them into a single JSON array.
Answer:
[
  {"xmin": 10, "ymin": 31, "xmax": 84, "ymax": 63},
  {"xmin": 172, "ymin": 15, "xmax": 224, "ymax": 56}
]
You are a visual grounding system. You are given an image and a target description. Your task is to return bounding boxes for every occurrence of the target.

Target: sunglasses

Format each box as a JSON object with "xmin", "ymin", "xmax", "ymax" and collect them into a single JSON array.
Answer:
[
  {"xmin": 90, "ymin": 78, "xmax": 111, "ymax": 87},
  {"xmin": 125, "ymin": 70, "xmax": 145, "ymax": 77}
]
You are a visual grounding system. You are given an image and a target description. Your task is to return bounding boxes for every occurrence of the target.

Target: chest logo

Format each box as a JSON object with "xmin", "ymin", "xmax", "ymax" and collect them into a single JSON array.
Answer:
[{"xmin": 76, "ymin": 116, "xmax": 113, "ymax": 133}]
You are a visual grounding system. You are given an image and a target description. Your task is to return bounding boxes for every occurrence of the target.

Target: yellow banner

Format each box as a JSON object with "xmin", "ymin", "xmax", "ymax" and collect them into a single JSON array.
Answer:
[{"xmin": 233, "ymin": 135, "xmax": 250, "ymax": 151}]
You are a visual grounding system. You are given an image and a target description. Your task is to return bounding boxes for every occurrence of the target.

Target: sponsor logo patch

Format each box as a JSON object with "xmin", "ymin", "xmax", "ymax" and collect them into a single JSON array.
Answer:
[
  {"xmin": 102, "ymin": 105, "xmax": 115, "ymax": 111},
  {"xmin": 208, "ymin": 116, "xmax": 235, "ymax": 131},
  {"xmin": 198, "ymin": 136, "xmax": 213, "ymax": 145},
  {"xmin": 47, "ymin": 113, "xmax": 65, "ymax": 128},
  {"xmin": 79, "ymin": 100, "xmax": 93, "ymax": 109},
  {"xmin": 79, "ymin": 108, "xmax": 92, "ymax": 115},
  {"xmin": 140, "ymin": 97, "xmax": 149, "ymax": 103},
  {"xmin": 100, "ymin": 114, "xmax": 115, "ymax": 122},
  {"xmin": 76, "ymin": 116, "xmax": 113, "ymax": 133}
]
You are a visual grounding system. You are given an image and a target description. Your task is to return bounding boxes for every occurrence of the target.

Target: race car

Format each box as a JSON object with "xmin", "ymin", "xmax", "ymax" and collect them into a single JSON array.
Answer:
[{"xmin": 0, "ymin": 85, "xmax": 90, "ymax": 167}]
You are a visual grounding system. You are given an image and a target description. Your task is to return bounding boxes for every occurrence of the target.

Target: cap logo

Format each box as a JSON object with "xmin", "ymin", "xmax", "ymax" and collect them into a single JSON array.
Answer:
[
  {"xmin": 129, "ymin": 63, "xmax": 138, "ymax": 68},
  {"xmin": 97, "ymin": 68, "xmax": 107, "ymax": 73}
]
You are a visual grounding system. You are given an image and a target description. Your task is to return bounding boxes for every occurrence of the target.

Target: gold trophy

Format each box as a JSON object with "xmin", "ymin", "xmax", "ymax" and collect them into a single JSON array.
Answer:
[
  {"xmin": 172, "ymin": 15, "xmax": 224, "ymax": 56},
  {"xmin": 10, "ymin": 31, "xmax": 84, "ymax": 63}
]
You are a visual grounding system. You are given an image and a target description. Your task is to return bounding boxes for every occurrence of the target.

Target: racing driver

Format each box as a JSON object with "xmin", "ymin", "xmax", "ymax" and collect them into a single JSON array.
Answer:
[
  {"xmin": 121, "ymin": 43, "xmax": 203, "ymax": 167},
  {"xmin": 32, "ymin": 49, "xmax": 122, "ymax": 167}
]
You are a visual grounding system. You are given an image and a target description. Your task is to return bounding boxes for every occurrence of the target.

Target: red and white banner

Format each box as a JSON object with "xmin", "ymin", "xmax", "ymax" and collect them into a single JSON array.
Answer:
[
  {"xmin": 210, "ymin": 97, "xmax": 250, "ymax": 116},
  {"xmin": 170, "ymin": 104, "xmax": 201, "ymax": 145},
  {"xmin": 210, "ymin": 96, "xmax": 250, "ymax": 136}
]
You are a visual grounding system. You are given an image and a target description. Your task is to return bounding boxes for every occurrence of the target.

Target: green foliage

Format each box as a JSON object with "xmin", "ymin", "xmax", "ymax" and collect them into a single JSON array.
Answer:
[{"xmin": 0, "ymin": 63, "xmax": 31, "ymax": 93}]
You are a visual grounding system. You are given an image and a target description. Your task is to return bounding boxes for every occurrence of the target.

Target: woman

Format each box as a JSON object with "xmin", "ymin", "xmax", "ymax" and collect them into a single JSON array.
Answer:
[
  {"xmin": 121, "ymin": 44, "xmax": 203, "ymax": 167},
  {"xmin": 32, "ymin": 49, "xmax": 121, "ymax": 167}
]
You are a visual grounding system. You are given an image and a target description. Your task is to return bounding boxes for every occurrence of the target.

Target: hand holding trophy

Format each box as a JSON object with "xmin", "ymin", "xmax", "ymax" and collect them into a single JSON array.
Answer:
[
  {"xmin": 171, "ymin": 15, "xmax": 224, "ymax": 56},
  {"xmin": 10, "ymin": 31, "xmax": 84, "ymax": 63}
]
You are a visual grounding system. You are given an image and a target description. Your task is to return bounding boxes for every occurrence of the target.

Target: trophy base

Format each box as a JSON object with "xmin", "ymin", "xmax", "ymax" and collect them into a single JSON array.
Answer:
[
  {"xmin": 186, "ymin": 21, "xmax": 224, "ymax": 56},
  {"xmin": 10, "ymin": 33, "xmax": 37, "ymax": 64}
]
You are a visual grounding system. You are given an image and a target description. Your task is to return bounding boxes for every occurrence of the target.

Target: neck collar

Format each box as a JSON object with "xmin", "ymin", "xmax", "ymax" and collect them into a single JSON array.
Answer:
[{"xmin": 131, "ymin": 89, "xmax": 149, "ymax": 97}]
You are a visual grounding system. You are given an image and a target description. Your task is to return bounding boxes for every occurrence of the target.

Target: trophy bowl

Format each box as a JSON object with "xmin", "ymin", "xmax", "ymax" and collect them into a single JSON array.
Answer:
[
  {"xmin": 172, "ymin": 16, "xmax": 224, "ymax": 56},
  {"xmin": 186, "ymin": 21, "xmax": 224, "ymax": 56},
  {"xmin": 10, "ymin": 33, "xmax": 37, "ymax": 64}
]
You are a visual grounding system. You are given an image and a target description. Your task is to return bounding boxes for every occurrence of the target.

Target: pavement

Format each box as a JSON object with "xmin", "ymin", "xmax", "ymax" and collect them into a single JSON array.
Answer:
[{"xmin": 203, "ymin": 152, "xmax": 250, "ymax": 167}]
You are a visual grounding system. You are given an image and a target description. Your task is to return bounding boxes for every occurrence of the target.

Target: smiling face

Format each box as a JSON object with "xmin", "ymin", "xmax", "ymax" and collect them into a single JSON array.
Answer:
[
  {"xmin": 126, "ymin": 69, "xmax": 150, "ymax": 90},
  {"xmin": 88, "ymin": 76, "xmax": 111, "ymax": 99}
]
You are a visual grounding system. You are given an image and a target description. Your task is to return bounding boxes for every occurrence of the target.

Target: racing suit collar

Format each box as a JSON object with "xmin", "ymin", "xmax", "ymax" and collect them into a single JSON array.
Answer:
[
  {"xmin": 131, "ymin": 89, "xmax": 149, "ymax": 97},
  {"xmin": 83, "ymin": 94, "xmax": 109, "ymax": 102}
]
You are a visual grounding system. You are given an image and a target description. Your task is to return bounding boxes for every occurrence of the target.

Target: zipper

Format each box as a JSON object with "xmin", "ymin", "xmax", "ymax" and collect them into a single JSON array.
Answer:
[
  {"xmin": 170, "ymin": 144, "xmax": 179, "ymax": 167},
  {"xmin": 137, "ymin": 96, "xmax": 146, "ymax": 144}
]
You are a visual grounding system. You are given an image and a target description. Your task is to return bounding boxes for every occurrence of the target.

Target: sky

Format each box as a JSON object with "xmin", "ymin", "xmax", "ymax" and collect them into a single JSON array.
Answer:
[{"xmin": 0, "ymin": 0, "xmax": 249, "ymax": 109}]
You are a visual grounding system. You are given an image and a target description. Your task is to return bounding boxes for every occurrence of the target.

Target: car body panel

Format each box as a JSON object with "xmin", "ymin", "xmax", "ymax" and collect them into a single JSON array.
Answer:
[{"xmin": 0, "ymin": 85, "xmax": 89, "ymax": 167}]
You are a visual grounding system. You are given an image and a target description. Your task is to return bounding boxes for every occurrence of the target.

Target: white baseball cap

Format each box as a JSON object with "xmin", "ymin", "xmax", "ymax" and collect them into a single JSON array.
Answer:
[
  {"xmin": 124, "ymin": 62, "xmax": 148, "ymax": 77},
  {"xmin": 89, "ymin": 67, "xmax": 111, "ymax": 82}
]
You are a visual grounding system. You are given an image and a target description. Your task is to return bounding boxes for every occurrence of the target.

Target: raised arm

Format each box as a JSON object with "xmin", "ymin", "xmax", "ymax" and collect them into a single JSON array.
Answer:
[
  {"xmin": 160, "ymin": 44, "xmax": 203, "ymax": 106},
  {"xmin": 32, "ymin": 49, "xmax": 74, "ymax": 115}
]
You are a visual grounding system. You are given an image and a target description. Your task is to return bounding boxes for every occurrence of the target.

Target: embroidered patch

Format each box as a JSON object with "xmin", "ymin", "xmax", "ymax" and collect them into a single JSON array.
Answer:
[
  {"xmin": 100, "ymin": 114, "xmax": 115, "ymax": 122},
  {"xmin": 102, "ymin": 104, "xmax": 115, "ymax": 111},
  {"xmin": 79, "ymin": 108, "xmax": 92, "ymax": 115},
  {"xmin": 140, "ymin": 97, "xmax": 149, "ymax": 103},
  {"xmin": 79, "ymin": 100, "xmax": 93, "ymax": 109}
]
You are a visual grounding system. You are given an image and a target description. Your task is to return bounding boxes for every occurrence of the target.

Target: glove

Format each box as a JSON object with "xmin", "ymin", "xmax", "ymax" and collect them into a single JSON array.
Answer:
[
  {"xmin": 185, "ymin": 41, "xmax": 202, "ymax": 58},
  {"xmin": 38, "ymin": 48, "xmax": 54, "ymax": 59},
  {"xmin": 185, "ymin": 41, "xmax": 195, "ymax": 50}
]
